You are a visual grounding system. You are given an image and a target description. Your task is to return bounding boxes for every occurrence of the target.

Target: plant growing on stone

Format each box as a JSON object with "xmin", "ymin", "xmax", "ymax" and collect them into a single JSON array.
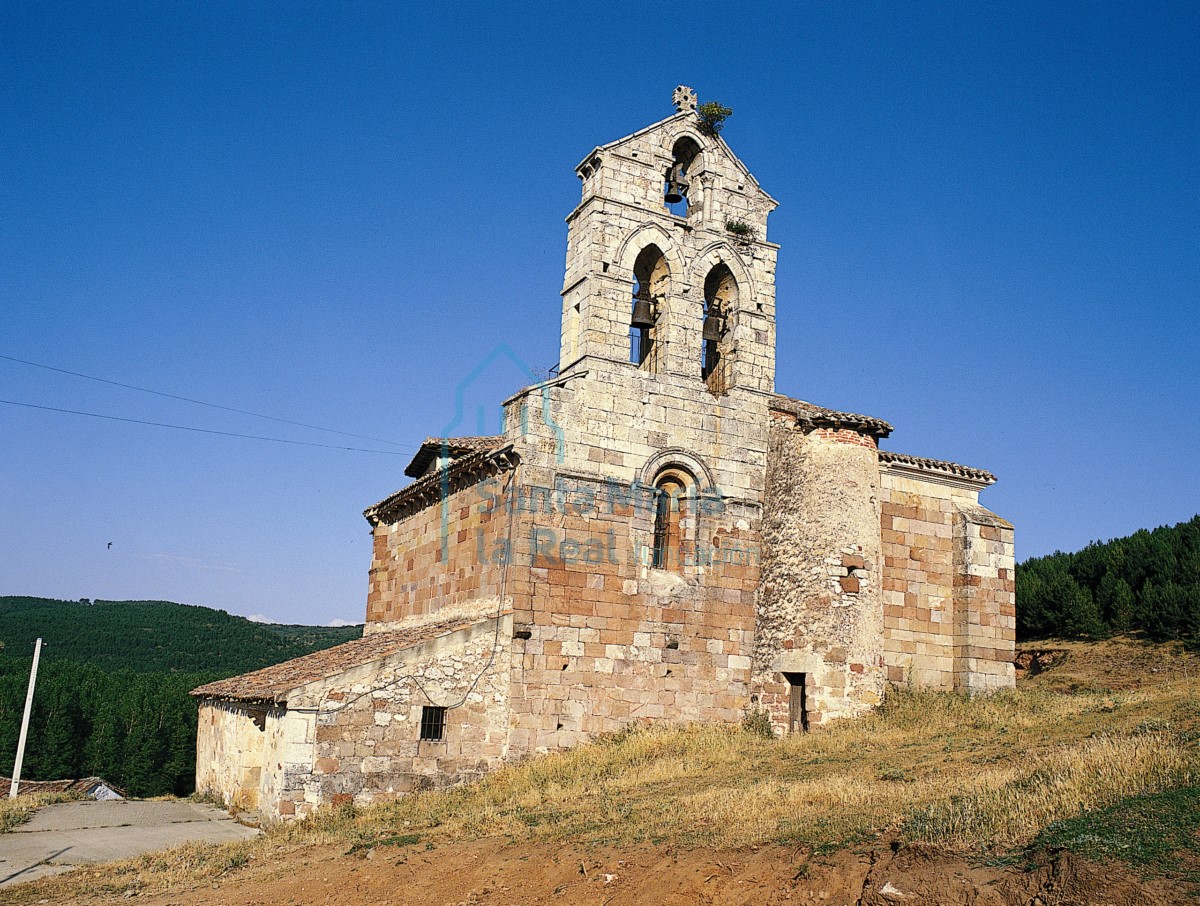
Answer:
[
  {"xmin": 725, "ymin": 219, "xmax": 753, "ymax": 239},
  {"xmin": 697, "ymin": 101, "xmax": 732, "ymax": 136}
]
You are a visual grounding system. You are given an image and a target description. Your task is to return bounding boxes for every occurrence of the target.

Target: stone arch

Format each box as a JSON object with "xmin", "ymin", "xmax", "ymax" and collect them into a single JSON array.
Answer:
[
  {"xmin": 615, "ymin": 223, "xmax": 685, "ymax": 283},
  {"xmin": 660, "ymin": 126, "xmax": 712, "ymax": 175},
  {"xmin": 663, "ymin": 135, "xmax": 704, "ymax": 216},
  {"xmin": 629, "ymin": 244, "xmax": 669, "ymax": 370},
  {"xmin": 662, "ymin": 129, "xmax": 712, "ymax": 218},
  {"xmin": 638, "ymin": 448, "xmax": 716, "ymax": 492},
  {"xmin": 702, "ymin": 262, "xmax": 738, "ymax": 393},
  {"xmin": 687, "ymin": 242, "xmax": 755, "ymax": 303}
]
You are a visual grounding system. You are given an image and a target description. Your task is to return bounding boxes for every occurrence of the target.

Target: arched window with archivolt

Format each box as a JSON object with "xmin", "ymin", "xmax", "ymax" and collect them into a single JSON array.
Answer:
[{"xmin": 651, "ymin": 468, "xmax": 695, "ymax": 571}]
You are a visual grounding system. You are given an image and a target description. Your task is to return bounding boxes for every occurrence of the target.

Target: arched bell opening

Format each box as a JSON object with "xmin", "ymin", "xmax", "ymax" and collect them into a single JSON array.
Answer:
[
  {"xmin": 702, "ymin": 263, "xmax": 738, "ymax": 395},
  {"xmin": 664, "ymin": 137, "xmax": 702, "ymax": 217},
  {"xmin": 630, "ymin": 245, "xmax": 669, "ymax": 372}
]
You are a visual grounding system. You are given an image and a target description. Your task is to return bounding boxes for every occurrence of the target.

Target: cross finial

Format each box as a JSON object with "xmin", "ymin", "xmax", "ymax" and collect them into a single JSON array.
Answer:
[{"xmin": 672, "ymin": 85, "xmax": 697, "ymax": 113}]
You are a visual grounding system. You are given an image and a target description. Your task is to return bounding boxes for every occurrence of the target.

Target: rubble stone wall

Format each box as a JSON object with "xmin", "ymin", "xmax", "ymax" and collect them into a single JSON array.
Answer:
[
  {"xmin": 287, "ymin": 617, "xmax": 512, "ymax": 816},
  {"xmin": 754, "ymin": 414, "xmax": 887, "ymax": 731}
]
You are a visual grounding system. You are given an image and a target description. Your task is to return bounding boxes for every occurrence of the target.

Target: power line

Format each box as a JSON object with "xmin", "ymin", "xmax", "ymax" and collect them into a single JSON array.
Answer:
[
  {"xmin": 0, "ymin": 398, "xmax": 408, "ymax": 455},
  {"xmin": 0, "ymin": 353, "xmax": 405, "ymax": 448}
]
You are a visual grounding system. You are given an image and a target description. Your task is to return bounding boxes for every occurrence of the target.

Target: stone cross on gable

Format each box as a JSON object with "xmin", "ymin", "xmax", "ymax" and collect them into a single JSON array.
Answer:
[{"xmin": 673, "ymin": 85, "xmax": 697, "ymax": 113}]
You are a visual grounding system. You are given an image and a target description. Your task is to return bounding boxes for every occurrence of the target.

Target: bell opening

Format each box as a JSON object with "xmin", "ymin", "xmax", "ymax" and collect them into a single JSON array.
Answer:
[{"xmin": 664, "ymin": 137, "xmax": 701, "ymax": 215}]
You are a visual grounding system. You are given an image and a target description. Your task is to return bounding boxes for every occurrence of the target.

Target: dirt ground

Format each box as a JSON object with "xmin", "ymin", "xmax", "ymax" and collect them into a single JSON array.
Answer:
[
  {"xmin": 59, "ymin": 836, "xmax": 1179, "ymax": 906},
  {"xmin": 8, "ymin": 639, "xmax": 1197, "ymax": 906}
]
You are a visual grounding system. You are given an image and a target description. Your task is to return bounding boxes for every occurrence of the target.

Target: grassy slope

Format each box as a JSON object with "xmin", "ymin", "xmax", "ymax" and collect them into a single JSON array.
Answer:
[
  {"xmin": 0, "ymin": 597, "xmax": 362, "ymax": 674},
  {"xmin": 10, "ymin": 636, "xmax": 1200, "ymax": 903}
]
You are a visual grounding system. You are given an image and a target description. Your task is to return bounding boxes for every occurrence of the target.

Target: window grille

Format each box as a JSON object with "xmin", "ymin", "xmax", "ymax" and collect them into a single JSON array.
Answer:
[
  {"xmin": 419, "ymin": 705, "xmax": 446, "ymax": 741},
  {"xmin": 652, "ymin": 491, "xmax": 671, "ymax": 568}
]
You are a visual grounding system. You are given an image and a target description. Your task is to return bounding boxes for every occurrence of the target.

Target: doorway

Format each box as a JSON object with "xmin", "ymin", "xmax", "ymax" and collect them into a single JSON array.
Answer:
[{"xmin": 784, "ymin": 672, "xmax": 808, "ymax": 734}]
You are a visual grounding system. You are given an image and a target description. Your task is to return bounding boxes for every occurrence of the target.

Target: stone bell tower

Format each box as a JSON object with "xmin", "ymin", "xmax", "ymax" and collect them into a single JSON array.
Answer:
[{"xmin": 557, "ymin": 86, "xmax": 780, "ymax": 398}]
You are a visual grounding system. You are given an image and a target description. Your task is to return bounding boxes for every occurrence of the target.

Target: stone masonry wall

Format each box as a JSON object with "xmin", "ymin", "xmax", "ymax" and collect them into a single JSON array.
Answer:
[
  {"xmin": 754, "ymin": 413, "xmax": 886, "ymax": 731},
  {"xmin": 196, "ymin": 701, "xmax": 265, "ymax": 809},
  {"xmin": 878, "ymin": 469, "xmax": 1015, "ymax": 692},
  {"xmin": 194, "ymin": 701, "xmax": 341, "ymax": 821},
  {"xmin": 879, "ymin": 472, "xmax": 961, "ymax": 690},
  {"xmin": 953, "ymin": 501, "xmax": 1017, "ymax": 692},
  {"xmin": 501, "ymin": 467, "xmax": 760, "ymax": 754},
  {"xmin": 289, "ymin": 618, "xmax": 512, "ymax": 814},
  {"xmin": 367, "ymin": 475, "xmax": 520, "ymax": 630}
]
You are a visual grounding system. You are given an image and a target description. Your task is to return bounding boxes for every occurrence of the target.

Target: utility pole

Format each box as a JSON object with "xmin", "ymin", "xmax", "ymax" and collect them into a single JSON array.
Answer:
[{"xmin": 9, "ymin": 638, "xmax": 43, "ymax": 799}]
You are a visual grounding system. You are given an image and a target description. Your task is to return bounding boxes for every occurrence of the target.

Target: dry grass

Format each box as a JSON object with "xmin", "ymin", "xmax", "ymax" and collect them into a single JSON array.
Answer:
[
  {"xmin": 0, "ymin": 791, "xmax": 83, "ymax": 834},
  {"xmin": 7, "ymin": 637, "xmax": 1200, "ymax": 903},
  {"xmin": 905, "ymin": 732, "xmax": 1197, "ymax": 848}
]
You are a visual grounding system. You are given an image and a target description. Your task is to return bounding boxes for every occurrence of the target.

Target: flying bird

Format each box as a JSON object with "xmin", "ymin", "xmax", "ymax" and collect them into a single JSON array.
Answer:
[{"xmin": 107, "ymin": 542, "xmax": 113, "ymax": 549}]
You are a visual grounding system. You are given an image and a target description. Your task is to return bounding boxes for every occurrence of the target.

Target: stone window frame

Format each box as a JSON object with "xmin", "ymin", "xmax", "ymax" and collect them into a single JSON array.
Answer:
[
  {"xmin": 651, "ymin": 469, "xmax": 692, "ymax": 571},
  {"xmin": 641, "ymin": 449, "xmax": 715, "ymax": 578}
]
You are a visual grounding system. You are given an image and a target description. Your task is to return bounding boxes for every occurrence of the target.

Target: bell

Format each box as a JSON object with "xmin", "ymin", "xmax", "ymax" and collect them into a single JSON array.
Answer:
[
  {"xmin": 631, "ymin": 296, "xmax": 656, "ymax": 329},
  {"xmin": 664, "ymin": 162, "xmax": 689, "ymax": 204},
  {"xmin": 702, "ymin": 310, "xmax": 724, "ymax": 342}
]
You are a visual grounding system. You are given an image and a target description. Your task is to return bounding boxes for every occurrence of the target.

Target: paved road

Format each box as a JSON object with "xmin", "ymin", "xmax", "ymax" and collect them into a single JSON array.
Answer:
[{"xmin": 0, "ymin": 799, "xmax": 260, "ymax": 887}]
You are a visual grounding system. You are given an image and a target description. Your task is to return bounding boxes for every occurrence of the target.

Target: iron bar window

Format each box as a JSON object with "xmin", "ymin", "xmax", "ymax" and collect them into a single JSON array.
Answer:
[
  {"xmin": 419, "ymin": 705, "xmax": 446, "ymax": 741},
  {"xmin": 652, "ymin": 490, "xmax": 671, "ymax": 568}
]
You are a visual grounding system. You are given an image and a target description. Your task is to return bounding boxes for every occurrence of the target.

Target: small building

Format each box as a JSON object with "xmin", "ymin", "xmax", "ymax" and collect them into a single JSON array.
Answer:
[
  {"xmin": 193, "ymin": 87, "xmax": 1015, "ymax": 822},
  {"xmin": 0, "ymin": 776, "xmax": 125, "ymax": 800}
]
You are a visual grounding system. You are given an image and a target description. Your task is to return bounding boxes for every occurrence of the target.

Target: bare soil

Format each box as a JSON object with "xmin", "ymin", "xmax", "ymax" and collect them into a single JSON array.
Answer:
[
  {"xmin": 64, "ymin": 837, "xmax": 1182, "ymax": 906},
  {"xmin": 8, "ymin": 638, "xmax": 1197, "ymax": 905}
]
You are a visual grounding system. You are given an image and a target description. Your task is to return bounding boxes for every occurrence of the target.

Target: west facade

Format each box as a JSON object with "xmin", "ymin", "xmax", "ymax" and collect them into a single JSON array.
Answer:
[{"xmin": 193, "ymin": 88, "xmax": 1015, "ymax": 821}]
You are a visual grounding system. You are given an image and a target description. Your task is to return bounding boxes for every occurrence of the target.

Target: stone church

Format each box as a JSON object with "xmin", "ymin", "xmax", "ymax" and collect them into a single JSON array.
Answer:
[{"xmin": 193, "ymin": 87, "xmax": 1015, "ymax": 821}]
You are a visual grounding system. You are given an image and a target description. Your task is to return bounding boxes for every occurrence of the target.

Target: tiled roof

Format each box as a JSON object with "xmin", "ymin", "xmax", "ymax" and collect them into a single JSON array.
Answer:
[
  {"xmin": 366, "ymin": 444, "xmax": 518, "ymax": 526},
  {"xmin": 190, "ymin": 618, "xmax": 485, "ymax": 704},
  {"xmin": 879, "ymin": 450, "xmax": 996, "ymax": 486},
  {"xmin": 404, "ymin": 435, "xmax": 504, "ymax": 478},
  {"xmin": 0, "ymin": 776, "xmax": 125, "ymax": 798},
  {"xmin": 770, "ymin": 394, "xmax": 893, "ymax": 438}
]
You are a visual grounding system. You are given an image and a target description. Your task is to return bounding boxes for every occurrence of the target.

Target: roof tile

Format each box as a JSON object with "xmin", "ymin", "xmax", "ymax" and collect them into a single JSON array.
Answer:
[
  {"xmin": 770, "ymin": 394, "xmax": 893, "ymax": 437},
  {"xmin": 190, "ymin": 618, "xmax": 487, "ymax": 704},
  {"xmin": 879, "ymin": 450, "xmax": 996, "ymax": 485},
  {"xmin": 404, "ymin": 435, "xmax": 504, "ymax": 478}
]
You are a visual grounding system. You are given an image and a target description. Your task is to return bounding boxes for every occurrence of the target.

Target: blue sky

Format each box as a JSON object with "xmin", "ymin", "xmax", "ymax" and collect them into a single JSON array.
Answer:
[{"xmin": 1, "ymin": 3, "xmax": 1196, "ymax": 626}]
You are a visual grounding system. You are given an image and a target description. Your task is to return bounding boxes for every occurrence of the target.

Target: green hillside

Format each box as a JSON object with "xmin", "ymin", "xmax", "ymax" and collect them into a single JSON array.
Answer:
[
  {"xmin": 0, "ymin": 597, "xmax": 361, "ymax": 674},
  {"xmin": 1017, "ymin": 515, "xmax": 1200, "ymax": 643},
  {"xmin": 0, "ymin": 597, "xmax": 362, "ymax": 796}
]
